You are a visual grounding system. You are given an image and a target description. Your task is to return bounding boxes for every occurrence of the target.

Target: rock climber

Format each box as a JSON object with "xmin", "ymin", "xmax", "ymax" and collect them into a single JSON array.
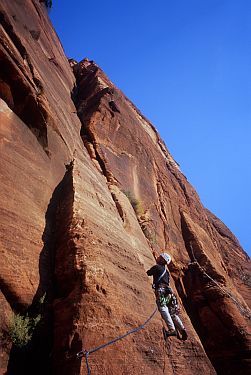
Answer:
[{"xmin": 147, "ymin": 252, "xmax": 188, "ymax": 341}]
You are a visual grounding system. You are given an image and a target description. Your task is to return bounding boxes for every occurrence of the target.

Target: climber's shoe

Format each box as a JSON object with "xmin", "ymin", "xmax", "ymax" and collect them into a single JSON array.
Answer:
[
  {"xmin": 162, "ymin": 327, "xmax": 177, "ymax": 340},
  {"xmin": 180, "ymin": 328, "xmax": 188, "ymax": 341}
]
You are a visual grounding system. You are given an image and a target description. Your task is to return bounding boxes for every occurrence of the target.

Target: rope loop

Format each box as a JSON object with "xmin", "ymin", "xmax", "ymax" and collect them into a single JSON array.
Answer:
[{"xmin": 76, "ymin": 307, "xmax": 158, "ymax": 374}]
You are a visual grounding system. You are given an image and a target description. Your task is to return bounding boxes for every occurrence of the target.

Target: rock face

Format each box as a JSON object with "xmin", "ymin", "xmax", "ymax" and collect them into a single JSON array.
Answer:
[{"xmin": 0, "ymin": 1, "xmax": 250, "ymax": 375}]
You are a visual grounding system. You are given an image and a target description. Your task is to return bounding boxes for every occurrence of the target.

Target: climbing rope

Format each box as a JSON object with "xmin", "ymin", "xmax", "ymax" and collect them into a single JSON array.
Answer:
[
  {"xmin": 76, "ymin": 307, "xmax": 158, "ymax": 374},
  {"xmin": 189, "ymin": 244, "xmax": 251, "ymax": 320}
]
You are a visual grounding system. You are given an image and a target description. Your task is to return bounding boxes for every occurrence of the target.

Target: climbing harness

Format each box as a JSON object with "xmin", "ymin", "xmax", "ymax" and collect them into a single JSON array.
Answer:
[
  {"xmin": 155, "ymin": 284, "xmax": 172, "ymax": 306},
  {"xmin": 159, "ymin": 292, "xmax": 172, "ymax": 307},
  {"xmin": 152, "ymin": 268, "xmax": 167, "ymax": 289},
  {"xmin": 189, "ymin": 244, "xmax": 251, "ymax": 320},
  {"xmin": 76, "ymin": 307, "xmax": 158, "ymax": 375}
]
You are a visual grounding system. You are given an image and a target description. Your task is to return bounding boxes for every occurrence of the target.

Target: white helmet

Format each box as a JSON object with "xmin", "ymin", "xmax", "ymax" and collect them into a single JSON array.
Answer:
[{"xmin": 160, "ymin": 253, "xmax": 171, "ymax": 265}]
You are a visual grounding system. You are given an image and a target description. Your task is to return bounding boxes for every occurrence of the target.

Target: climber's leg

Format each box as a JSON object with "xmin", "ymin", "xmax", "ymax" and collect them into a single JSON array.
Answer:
[
  {"xmin": 158, "ymin": 304, "xmax": 176, "ymax": 333},
  {"xmin": 172, "ymin": 314, "xmax": 188, "ymax": 340},
  {"xmin": 172, "ymin": 314, "xmax": 184, "ymax": 330}
]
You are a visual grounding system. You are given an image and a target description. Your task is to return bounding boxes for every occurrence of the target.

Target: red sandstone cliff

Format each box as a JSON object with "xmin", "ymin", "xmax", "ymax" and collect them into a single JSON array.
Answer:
[{"xmin": 0, "ymin": 1, "xmax": 250, "ymax": 375}]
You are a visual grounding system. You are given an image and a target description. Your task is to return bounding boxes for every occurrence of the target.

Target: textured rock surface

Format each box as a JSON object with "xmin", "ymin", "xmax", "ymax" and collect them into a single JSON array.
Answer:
[
  {"xmin": 72, "ymin": 59, "xmax": 251, "ymax": 375},
  {"xmin": 0, "ymin": 1, "xmax": 250, "ymax": 375}
]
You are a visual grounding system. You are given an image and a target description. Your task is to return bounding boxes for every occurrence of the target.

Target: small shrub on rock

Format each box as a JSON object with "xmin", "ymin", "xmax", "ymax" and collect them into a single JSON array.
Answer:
[
  {"xmin": 9, "ymin": 313, "xmax": 41, "ymax": 348},
  {"xmin": 123, "ymin": 191, "xmax": 144, "ymax": 217}
]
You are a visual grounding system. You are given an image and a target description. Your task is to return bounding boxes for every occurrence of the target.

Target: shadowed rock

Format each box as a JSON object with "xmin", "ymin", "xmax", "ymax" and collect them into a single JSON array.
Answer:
[{"xmin": 0, "ymin": 1, "xmax": 250, "ymax": 375}]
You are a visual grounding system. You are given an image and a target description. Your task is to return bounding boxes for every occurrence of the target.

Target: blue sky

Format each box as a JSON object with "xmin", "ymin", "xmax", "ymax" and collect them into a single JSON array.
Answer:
[{"xmin": 50, "ymin": 0, "xmax": 251, "ymax": 256}]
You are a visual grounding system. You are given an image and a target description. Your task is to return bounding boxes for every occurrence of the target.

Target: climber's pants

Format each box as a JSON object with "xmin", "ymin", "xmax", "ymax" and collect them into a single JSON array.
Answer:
[
  {"xmin": 172, "ymin": 314, "xmax": 185, "ymax": 332},
  {"xmin": 157, "ymin": 303, "xmax": 185, "ymax": 332}
]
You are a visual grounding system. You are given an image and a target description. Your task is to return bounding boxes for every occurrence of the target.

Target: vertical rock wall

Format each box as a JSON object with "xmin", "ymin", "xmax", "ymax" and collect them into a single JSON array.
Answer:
[
  {"xmin": 0, "ymin": 1, "xmax": 250, "ymax": 375},
  {"xmin": 72, "ymin": 59, "xmax": 251, "ymax": 375}
]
